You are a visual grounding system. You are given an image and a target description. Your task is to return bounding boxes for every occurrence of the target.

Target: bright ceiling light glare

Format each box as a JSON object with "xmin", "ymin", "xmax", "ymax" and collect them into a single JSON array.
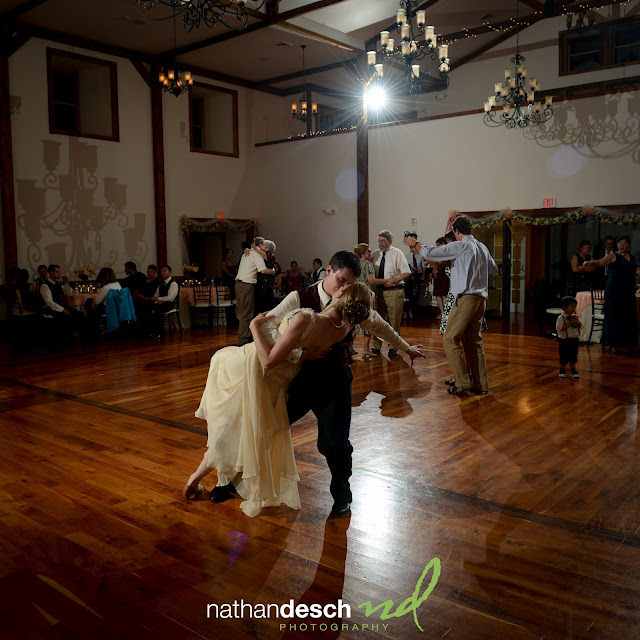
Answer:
[{"xmin": 364, "ymin": 86, "xmax": 387, "ymax": 110}]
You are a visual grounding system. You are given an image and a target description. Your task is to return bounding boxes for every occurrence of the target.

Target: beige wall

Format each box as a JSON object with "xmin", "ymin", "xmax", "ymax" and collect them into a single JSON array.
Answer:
[
  {"xmin": 2, "ymin": 23, "xmax": 639, "ymax": 282},
  {"xmin": 8, "ymin": 38, "xmax": 156, "ymax": 279}
]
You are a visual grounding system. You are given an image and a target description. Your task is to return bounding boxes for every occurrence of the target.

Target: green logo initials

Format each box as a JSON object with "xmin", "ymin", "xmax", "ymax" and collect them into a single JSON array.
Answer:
[{"xmin": 358, "ymin": 558, "xmax": 441, "ymax": 632}]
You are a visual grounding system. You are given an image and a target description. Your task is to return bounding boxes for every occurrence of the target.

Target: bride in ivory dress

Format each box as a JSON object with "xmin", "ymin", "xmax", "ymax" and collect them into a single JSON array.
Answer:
[{"xmin": 183, "ymin": 283, "xmax": 372, "ymax": 517}]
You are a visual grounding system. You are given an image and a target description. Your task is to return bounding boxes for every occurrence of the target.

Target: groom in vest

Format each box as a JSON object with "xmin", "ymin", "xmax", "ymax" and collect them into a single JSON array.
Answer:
[
  {"xmin": 40, "ymin": 264, "xmax": 88, "ymax": 341},
  {"xmin": 210, "ymin": 250, "xmax": 425, "ymax": 515}
]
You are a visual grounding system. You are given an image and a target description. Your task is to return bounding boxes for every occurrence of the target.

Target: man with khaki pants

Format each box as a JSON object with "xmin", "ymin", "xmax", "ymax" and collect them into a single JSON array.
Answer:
[
  {"xmin": 407, "ymin": 215, "xmax": 498, "ymax": 395},
  {"xmin": 370, "ymin": 230, "xmax": 411, "ymax": 356},
  {"xmin": 235, "ymin": 237, "xmax": 275, "ymax": 346}
]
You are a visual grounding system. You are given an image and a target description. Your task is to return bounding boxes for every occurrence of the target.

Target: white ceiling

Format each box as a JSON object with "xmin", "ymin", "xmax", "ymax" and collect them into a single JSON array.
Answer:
[{"xmin": 0, "ymin": 0, "xmax": 633, "ymax": 98}]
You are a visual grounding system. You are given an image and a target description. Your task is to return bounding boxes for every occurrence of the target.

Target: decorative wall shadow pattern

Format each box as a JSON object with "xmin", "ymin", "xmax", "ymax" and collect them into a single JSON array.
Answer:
[
  {"xmin": 16, "ymin": 138, "xmax": 148, "ymax": 275},
  {"xmin": 524, "ymin": 93, "xmax": 640, "ymax": 163}
]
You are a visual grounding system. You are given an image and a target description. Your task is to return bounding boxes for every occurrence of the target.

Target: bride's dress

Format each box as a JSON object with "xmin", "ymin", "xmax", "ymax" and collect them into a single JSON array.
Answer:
[{"xmin": 195, "ymin": 308, "xmax": 334, "ymax": 517}]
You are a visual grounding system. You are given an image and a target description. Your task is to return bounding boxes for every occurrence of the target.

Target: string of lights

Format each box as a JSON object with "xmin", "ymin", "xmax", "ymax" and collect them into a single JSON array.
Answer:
[{"xmin": 438, "ymin": 0, "xmax": 629, "ymax": 45}]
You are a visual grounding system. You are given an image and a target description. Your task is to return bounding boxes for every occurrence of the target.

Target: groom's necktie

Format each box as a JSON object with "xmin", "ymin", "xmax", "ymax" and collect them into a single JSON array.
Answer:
[{"xmin": 378, "ymin": 252, "xmax": 386, "ymax": 279}]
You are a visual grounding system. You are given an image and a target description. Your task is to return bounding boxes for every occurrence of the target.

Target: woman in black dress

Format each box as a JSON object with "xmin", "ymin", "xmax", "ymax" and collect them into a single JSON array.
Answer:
[
  {"xmin": 220, "ymin": 248, "xmax": 237, "ymax": 301},
  {"xmin": 566, "ymin": 240, "xmax": 593, "ymax": 296},
  {"xmin": 585, "ymin": 235, "xmax": 638, "ymax": 353},
  {"xmin": 254, "ymin": 240, "xmax": 277, "ymax": 314}
]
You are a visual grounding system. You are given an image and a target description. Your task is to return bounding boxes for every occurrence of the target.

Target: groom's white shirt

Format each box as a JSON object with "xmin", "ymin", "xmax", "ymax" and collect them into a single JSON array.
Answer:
[{"xmin": 264, "ymin": 281, "xmax": 410, "ymax": 363}]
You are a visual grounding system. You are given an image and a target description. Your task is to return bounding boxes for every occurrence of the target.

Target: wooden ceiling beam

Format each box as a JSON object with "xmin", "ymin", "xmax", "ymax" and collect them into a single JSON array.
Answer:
[
  {"xmin": 167, "ymin": 0, "xmax": 349, "ymax": 57},
  {"xmin": 518, "ymin": 0, "xmax": 544, "ymax": 11},
  {"xmin": 257, "ymin": 57, "xmax": 360, "ymax": 85},
  {"xmin": 0, "ymin": 0, "xmax": 50, "ymax": 24},
  {"xmin": 12, "ymin": 24, "xmax": 154, "ymax": 61}
]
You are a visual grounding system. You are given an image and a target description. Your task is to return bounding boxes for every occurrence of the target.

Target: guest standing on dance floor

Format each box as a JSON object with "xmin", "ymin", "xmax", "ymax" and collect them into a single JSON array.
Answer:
[
  {"xmin": 353, "ymin": 243, "xmax": 376, "ymax": 358},
  {"xmin": 584, "ymin": 234, "xmax": 638, "ymax": 354},
  {"xmin": 369, "ymin": 230, "xmax": 411, "ymax": 356},
  {"xmin": 235, "ymin": 238, "xmax": 275, "ymax": 346},
  {"xmin": 407, "ymin": 215, "xmax": 498, "ymax": 396},
  {"xmin": 565, "ymin": 240, "xmax": 593, "ymax": 296}
]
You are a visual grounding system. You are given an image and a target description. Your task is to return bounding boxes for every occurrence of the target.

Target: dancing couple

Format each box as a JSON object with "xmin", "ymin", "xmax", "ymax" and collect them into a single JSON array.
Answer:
[{"xmin": 184, "ymin": 251, "xmax": 425, "ymax": 517}]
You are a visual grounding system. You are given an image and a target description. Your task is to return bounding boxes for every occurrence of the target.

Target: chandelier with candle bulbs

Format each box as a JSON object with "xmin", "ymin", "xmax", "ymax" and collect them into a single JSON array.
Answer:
[
  {"xmin": 483, "ymin": 1, "xmax": 553, "ymax": 128},
  {"xmin": 367, "ymin": 0, "xmax": 450, "ymax": 95},
  {"xmin": 157, "ymin": 7, "xmax": 193, "ymax": 97},
  {"xmin": 138, "ymin": 0, "xmax": 272, "ymax": 32},
  {"xmin": 290, "ymin": 46, "xmax": 317, "ymax": 123}
]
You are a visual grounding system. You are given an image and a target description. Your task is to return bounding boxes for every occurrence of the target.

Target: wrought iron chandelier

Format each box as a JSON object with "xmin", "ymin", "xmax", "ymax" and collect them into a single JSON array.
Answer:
[
  {"xmin": 483, "ymin": 0, "xmax": 553, "ymax": 128},
  {"xmin": 290, "ymin": 46, "xmax": 317, "ymax": 123},
  {"xmin": 158, "ymin": 8, "xmax": 193, "ymax": 97},
  {"xmin": 367, "ymin": 0, "xmax": 450, "ymax": 95},
  {"xmin": 138, "ymin": 0, "xmax": 271, "ymax": 32}
]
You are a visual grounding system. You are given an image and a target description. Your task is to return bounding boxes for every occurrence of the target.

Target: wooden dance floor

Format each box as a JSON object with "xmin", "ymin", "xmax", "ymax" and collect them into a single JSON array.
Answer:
[{"xmin": 1, "ymin": 318, "xmax": 639, "ymax": 639}]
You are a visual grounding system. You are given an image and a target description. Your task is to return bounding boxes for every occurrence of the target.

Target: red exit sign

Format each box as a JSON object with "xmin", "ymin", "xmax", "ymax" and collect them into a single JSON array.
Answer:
[{"xmin": 542, "ymin": 198, "xmax": 556, "ymax": 208}]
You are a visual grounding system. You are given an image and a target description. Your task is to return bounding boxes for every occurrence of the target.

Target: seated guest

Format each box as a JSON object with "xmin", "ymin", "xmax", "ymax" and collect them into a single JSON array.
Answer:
[
  {"xmin": 275, "ymin": 261, "xmax": 308, "ymax": 293},
  {"xmin": 87, "ymin": 268, "xmax": 122, "ymax": 310},
  {"xmin": 138, "ymin": 264, "xmax": 159, "ymax": 300},
  {"xmin": 309, "ymin": 258, "xmax": 326, "ymax": 284},
  {"xmin": 40, "ymin": 264, "xmax": 88, "ymax": 341},
  {"xmin": 122, "ymin": 261, "xmax": 146, "ymax": 297},
  {"xmin": 34, "ymin": 264, "xmax": 48, "ymax": 290},
  {"xmin": 140, "ymin": 265, "xmax": 178, "ymax": 338}
]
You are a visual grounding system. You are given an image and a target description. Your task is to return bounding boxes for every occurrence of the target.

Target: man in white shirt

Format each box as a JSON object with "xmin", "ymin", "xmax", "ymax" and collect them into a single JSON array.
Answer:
[
  {"xmin": 40, "ymin": 264, "xmax": 87, "ymax": 341},
  {"xmin": 236, "ymin": 237, "xmax": 276, "ymax": 346},
  {"xmin": 408, "ymin": 215, "xmax": 498, "ymax": 395},
  {"xmin": 309, "ymin": 259, "xmax": 326, "ymax": 284},
  {"xmin": 141, "ymin": 265, "xmax": 179, "ymax": 338},
  {"xmin": 404, "ymin": 232, "xmax": 428, "ymax": 320},
  {"xmin": 369, "ymin": 230, "xmax": 411, "ymax": 355}
]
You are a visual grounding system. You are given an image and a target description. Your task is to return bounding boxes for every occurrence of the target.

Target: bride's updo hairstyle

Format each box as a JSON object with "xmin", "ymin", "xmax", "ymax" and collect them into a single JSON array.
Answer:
[{"xmin": 334, "ymin": 283, "xmax": 371, "ymax": 325}]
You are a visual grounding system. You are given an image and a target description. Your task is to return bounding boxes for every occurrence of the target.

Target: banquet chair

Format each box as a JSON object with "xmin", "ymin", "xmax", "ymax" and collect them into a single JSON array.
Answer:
[
  {"xmin": 163, "ymin": 295, "xmax": 182, "ymax": 335},
  {"xmin": 105, "ymin": 288, "xmax": 137, "ymax": 335},
  {"xmin": 588, "ymin": 289, "xmax": 605, "ymax": 343},
  {"xmin": 190, "ymin": 281, "xmax": 213, "ymax": 329},
  {"xmin": 211, "ymin": 282, "xmax": 235, "ymax": 327}
]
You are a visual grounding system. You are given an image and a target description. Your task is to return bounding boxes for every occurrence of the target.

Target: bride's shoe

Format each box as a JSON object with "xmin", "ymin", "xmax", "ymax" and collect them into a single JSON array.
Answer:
[{"xmin": 183, "ymin": 483, "xmax": 205, "ymax": 501}]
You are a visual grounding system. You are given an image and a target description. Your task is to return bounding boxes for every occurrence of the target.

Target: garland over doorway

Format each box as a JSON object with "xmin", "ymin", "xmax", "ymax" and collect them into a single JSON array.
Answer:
[
  {"xmin": 470, "ymin": 205, "xmax": 640, "ymax": 228},
  {"xmin": 180, "ymin": 215, "xmax": 259, "ymax": 268}
]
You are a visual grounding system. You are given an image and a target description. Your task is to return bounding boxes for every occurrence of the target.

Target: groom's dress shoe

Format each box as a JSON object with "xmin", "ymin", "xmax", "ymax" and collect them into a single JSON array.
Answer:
[
  {"xmin": 209, "ymin": 483, "xmax": 237, "ymax": 503},
  {"xmin": 331, "ymin": 501, "xmax": 351, "ymax": 516}
]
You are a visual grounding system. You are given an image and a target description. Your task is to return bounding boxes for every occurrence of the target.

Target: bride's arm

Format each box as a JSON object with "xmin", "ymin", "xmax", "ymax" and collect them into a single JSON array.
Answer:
[{"xmin": 250, "ymin": 312, "xmax": 312, "ymax": 370}]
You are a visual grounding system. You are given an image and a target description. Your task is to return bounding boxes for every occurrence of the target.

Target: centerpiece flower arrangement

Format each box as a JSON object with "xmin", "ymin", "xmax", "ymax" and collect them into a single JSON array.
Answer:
[
  {"xmin": 74, "ymin": 267, "xmax": 95, "ymax": 282},
  {"xmin": 183, "ymin": 264, "xmax": 199, "ymax": 275}
]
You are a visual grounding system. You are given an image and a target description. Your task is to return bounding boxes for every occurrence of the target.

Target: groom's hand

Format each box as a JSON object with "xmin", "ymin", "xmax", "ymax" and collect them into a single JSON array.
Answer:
[
  {"xmin": 405, "ymin": 345, "xmax": 426, "ymax": 366},
  {"xmin": 300, "ymin": 345, "xmax": 330, "ymax": 361}
]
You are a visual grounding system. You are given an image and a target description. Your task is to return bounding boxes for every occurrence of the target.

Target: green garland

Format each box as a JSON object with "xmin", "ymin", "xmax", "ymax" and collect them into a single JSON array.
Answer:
[
  {"xmin": 180, "ymin": 215, "xmax": 258, "ymax": 233},
  {"xmin": 472, "ymin": 208, "xmax": 640, "ymax": 228}
]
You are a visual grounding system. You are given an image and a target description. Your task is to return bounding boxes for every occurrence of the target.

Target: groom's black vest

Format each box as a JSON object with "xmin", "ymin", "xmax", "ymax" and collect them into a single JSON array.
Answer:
[
  {"xmin": 298, "ymin": 285, "xmax": 354, "ymax": 368},
  {"xmin": 158, "ymin": 278, "xmax": 176, "ymax": 298},
  {"xmin": 42, "ymin": 279, "xmax": 67, "ymax": 311}
]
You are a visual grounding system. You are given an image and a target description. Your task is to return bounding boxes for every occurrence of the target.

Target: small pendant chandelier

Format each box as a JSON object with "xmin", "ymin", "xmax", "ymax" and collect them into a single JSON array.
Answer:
[
  {"xmin": 367, "ymin": 0, "xmax": 450, "ymax": 95},
  {"xmin": 158, "ymin": 8, "xmax": 193, "ymax": 97},
  {"xmin": 290, "ymin": 46, "xmax": 317, "ymax": 123},
  {"xmin": 483, "ymin": 0, "xmax": 553, "ymax": 128}
]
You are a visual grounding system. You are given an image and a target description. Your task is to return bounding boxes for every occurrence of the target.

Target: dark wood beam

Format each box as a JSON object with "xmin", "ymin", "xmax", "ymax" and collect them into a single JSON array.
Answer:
[
  {"xmin": 0, "ymin": 49, "xmax": 18, "ymax": 273},
  {"xmin": 130, "ymin": 59, "xmax": 152, "ymax": 89},
  {"xmin": 518, "ymin": 0, "xmax": 544, "ymax": 11},
  {"xmin": 0, "ymin": 0, "xmax": 50, "ymax": 23},
  {"xmin": 168, "ymin": 0, "xmax": 349, "ymax": 57},
  {"xmin": 2, "ymin": 33, "xmax": 30, "ymax": 57},
  {"xmin": 150, "ymin": 63, "xmax": 167, "ymax": 268},
  {"xmin": 452, "ymin": 27, "xmax": 518, "ymax": 69},
  {"xmin": 185, "ymin": 63, "xmax": 284, "ymax": 95},
  {"xmin": 356, "ymin": 117, "xmax": 368, "ymax": 243},
  {"xmin": 12, "ymin": 24, "xmax": 153, "ymax": 62},
  {"xmin": 257, "ymin": 57, "xmax": 360, "ymax": 85}
]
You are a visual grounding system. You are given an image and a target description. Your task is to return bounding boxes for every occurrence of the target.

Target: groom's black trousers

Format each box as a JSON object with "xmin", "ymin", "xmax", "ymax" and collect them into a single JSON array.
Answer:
[{"xmin": 286, "ymin": 361, "xmax": 353, "ymax": 505}]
